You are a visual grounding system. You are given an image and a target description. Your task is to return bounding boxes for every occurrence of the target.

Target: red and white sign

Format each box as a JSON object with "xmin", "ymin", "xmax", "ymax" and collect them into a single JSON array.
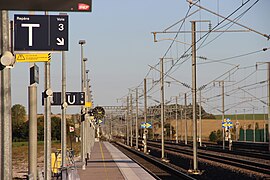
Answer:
[
  {"xmin": 69, "ymin": 126, "xmax": 75, "ymax": 133},
  {"xmin": 78, "ymin": 3, "xmax": 90, "ymax": 11}
]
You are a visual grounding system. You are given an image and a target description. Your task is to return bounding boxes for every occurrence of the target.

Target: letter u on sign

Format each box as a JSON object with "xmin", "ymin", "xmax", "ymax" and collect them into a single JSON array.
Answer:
[{"xmin": 67, "ymin": 94, "xmax": 76, "ymax": 105}]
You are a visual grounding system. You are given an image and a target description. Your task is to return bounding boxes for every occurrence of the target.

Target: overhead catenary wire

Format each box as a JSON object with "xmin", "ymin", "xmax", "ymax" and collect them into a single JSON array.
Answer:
[
  {"xmin": 129, "ymin": 0, "xmax": 254, "ymax": 98},
  {"xmin": 119, "ymin": 0, "xmax": 269, "ymax": 118},
  {"xmin": 198, "ymin": 0, "xmax": 260, "ymax": 49},
  {"xmin": 188, "ymin": 0, "xmax": 268, "ymax": 39},
  {"xmin": 128, "ymin": 2, "xmax": 198, "ymax": 97},
  {"xmin": 166, "ymin": 0, "xmax": 256, "ymax": 78},
  {"xmin": 197, "ymin": 47, "xmax": 269, "ymax": 65}
]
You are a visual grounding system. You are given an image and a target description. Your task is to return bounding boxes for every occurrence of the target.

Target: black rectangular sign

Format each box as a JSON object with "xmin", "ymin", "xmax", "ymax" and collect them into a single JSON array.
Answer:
[
  {"xmin": 42, "ymin": 92, "xmax": 85, "ymax": 106},
  {"xmin": 0, "ymin": 0, "xmax": 92, "ymax": 12},
  {"xmin": 30, "ymin": 64, "xmax": 39, "ymax": 85},
  {"xmin": 14, "ymin": 14, "xmax": 68, "ymax": 51}
]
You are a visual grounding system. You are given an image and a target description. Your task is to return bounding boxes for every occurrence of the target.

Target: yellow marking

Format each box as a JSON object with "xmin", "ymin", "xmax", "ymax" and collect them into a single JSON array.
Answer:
[
  {"xmin": 16, "ymin": 54, "xmax": 25, "ymax": 60},
  {"xmin": 85, "ymin": 101, "xmax": 92, "ymax": 108},
  {"xmin": 16, "ymin": 53, "xmax": 51, "ymax": 62},
  {"xmin": 145, "ymin": 123, "xmax": 152, "ymax": 128},
  {"xmin": 99, "ymin": 142, "xmax": 109, "ymax": 180}
]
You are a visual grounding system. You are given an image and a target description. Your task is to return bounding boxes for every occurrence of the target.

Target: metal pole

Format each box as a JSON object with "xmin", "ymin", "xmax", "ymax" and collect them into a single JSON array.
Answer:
[
  {"xmin": 253, "ymin": 108, "xmax": 255, "ymax": 142},
  {"xmin": 135, "ymin": 88, "xmax": 139, "ymax": 150},
  {"xmin": 144, "ymin": 78, "xmax": 147, "ymax": 126},
  {"xmin": 160, "ymin": 58, "xmax": 165, "ymax": 159},
  {"xmin": 44, "ymin": 64, "xmax": 52, "ymax": 180},
  {"xmin": 1, "ymin": 10, "xmax": 12, "ymax": 180},
  {"xmin": 244, "ymin": 109, "xmax": 246, "ymax": 142},
  {"xmin": 0, "ymin": 12, "xmax": 2, "ymax": 178},
  {"xmin": 28, "ymin": 85, "xmax": 37, "ymax": 180},
  {"xmin": 170, "ymin": 112, "xmax": 172, "ymax": 140},
  {"xmin": 151, "ymin": 114, "xmax": 153, "ymax": 139},
  {"xmin": 79, "ymin": 40, "xmax": 86, "ymax": 170},
  {"xmin": 61, "ymin": 51, "xmax": 67, "ymax": 168},
  {"xmin": 235, "ymin": 110, "xmax": 238, "ymax": 141},
  {"xmin": 83, "ymin": 58, "xmax": 87, "ymax": 163},
  {"xmin": 268, "ymin": 63, "xmax": 270, "ymax": 151},
  {"xmin": 221, "ymin": 81, "xmax": 225, "ymax": 150},
  {"xmin": 263, "ymin": 106, "xmax": 266, "ymax": 142},
  {"xmin": 152, "ymin": 109, "xmax": 155, "ymax": 139},
  {"xmin": 185, "ymin": 93, "xmax": 188, "ymax": 145},
  {"xmin": 130, "ymin": 93, "xmax": 133, "ymax": 147},
  {"xmin": 180, "ymin": 108, "xmax": 183, "ymax": 141},
  {"xmin": 175, "ymin": 96, "xmax": 178, "ymax": 143},
  {"xmin": 110, "ymin": 115, "xmax": 112, "ymax": 138},
  {"xmin": 191, "ymin": 21, "xmax": 198, "ymax": 172},
  {"xmin": 126, "ymin": 96, "xmax": 129, "ymax": 146},
  {"xmin": 86, "ymin": 78, "xmax": 90, "ymax": 156},
  {"xmin": 144, "ymin": 79, "xmax": 148, "ymax": 153},
  {"xmin": 199, "ymin": 90, "xmax": 202, "ymax": 147},
  {"xmin": 44, "ymin": 11, "xmax": 52, "ymax": 179},
  {"xmin": 44, "ymin": 62, "xmax": 51, "ymax": 180}
]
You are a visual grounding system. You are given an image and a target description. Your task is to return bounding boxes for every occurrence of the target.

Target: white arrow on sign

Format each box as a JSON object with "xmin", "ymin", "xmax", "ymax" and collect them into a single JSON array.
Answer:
[{"xmin": 56, "ymin": 38, "xmax": 64, "ymax": 46}]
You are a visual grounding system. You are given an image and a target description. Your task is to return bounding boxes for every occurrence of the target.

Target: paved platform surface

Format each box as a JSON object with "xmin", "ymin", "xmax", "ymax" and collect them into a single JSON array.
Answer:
[{"xmin": 77, "ymin": 141, "xmax": 155, "ymax": 180}]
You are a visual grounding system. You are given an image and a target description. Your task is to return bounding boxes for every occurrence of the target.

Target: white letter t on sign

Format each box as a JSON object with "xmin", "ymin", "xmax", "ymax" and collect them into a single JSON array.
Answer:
[{"xmin": 21, "ymin": 23, "xmax": 40, "ymax": 46}]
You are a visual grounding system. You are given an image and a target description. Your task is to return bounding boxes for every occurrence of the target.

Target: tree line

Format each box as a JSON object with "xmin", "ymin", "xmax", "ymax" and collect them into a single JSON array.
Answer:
[{"xmin": 12, "ymin": 104, "xmax": 78, "ymax": 142}]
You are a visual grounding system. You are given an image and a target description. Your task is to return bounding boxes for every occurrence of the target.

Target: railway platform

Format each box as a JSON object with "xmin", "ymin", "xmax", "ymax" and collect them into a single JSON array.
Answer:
[{"xmin": 77, "ymin": 141, "xmax": 155, "ymax": 180}]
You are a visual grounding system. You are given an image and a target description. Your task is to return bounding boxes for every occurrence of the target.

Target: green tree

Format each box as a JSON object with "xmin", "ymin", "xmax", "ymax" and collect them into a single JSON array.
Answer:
[
  {"xmin": 12, "ymin": 104, "xmax": 26, "ymax": 126},
  {"xmin": 209, "ymin": 131, "xmax": 217, "ymax": 142},
  {"xmin": 209, "ymin": 129, "xmax": 223, "ymax": 142},
  {"xmin": 12, "ymin": 104, "xmax": 27, "ymax": 141},
  {"xmin": 51, "ymin": 116, "xmax": 61, "ymax": 140},
  {"xmin": 37, "ymin": 116, "xmax": 44, "ymax": 141}
]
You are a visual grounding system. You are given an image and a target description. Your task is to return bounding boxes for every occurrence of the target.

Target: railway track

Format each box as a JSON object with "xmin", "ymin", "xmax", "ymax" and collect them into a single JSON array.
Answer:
[
  {"xmin": 145, "ymin": 141, "xmax": 270, "ymax": 177},
  {"xmin": 154, "ymin": 140, "xmax": 270, "ymax": 160},
  {"xmin": 112, "ymin": 142, "xmax": 196, "ymax": 180}
]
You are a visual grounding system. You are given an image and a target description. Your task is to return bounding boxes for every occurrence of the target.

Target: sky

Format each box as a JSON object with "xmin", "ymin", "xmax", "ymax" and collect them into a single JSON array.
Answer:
[{"xmin": 9, "ymin": 0, "xmax": 270, "ymax": 115}]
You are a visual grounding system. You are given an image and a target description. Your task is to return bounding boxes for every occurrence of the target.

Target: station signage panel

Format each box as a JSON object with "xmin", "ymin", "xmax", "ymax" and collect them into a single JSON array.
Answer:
[
  {"xmin": 14, "ymin": 14, "xmax": 68, "ymax": 51},
  {"xmin": 0, "ymin": 0, "xmax": 92, "ymax": 12},
  {"xmin": 42, "ymin": 92, "xmax": 85, "ymax": 106}
]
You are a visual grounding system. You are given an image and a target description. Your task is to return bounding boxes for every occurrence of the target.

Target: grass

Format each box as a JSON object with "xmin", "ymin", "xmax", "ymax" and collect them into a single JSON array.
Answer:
[
  {"xmin": 12, "ymin": 140, "xmax": 81, "ymax": 173},
  {"xmin": 12, "ymin": 140, "xmax": 81, "ymax": 157},
  {"xmin": 12, "ymin": 141, "xmax": 29, "ymax": 147},
  {"xmin": 12, "ymin": 141, "xmax": 54, "ymax": 147}
]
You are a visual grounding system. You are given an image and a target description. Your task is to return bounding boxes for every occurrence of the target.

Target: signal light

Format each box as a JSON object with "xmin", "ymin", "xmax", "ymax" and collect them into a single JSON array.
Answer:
[{"xmin": 92, "ymin": 106, "xmax": 105, "ymax": 119}]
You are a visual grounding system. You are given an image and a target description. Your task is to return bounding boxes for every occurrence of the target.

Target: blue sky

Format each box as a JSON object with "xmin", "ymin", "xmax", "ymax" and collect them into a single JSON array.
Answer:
[{"xmin": 10, "ymin": 0, "xmax": 270, "ymax": 115}]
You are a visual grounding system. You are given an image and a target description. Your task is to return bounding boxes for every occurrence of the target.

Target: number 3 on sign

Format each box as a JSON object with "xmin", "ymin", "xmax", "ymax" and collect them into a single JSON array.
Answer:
[{"xmin": 58, "ymin": 23, "xmax": 64, "ymax": 31}]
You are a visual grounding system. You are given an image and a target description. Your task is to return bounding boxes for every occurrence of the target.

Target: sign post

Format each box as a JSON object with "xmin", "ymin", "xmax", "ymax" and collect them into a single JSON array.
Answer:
[
  {"xmin": 141, "ymin": 122, "xmax": 152, "ymax": 154},
  {"xmin": 222, "ymin": 118, "xmax": 233, "ymax": 150},
  {"xmin": 0, "ymin": 10, "xmax": 13, "ymax": 180}
]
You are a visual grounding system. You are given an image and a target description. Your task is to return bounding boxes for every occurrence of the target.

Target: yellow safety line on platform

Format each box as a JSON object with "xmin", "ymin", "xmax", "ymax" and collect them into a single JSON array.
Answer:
[{"xmin": 99, "ymin": 142, "xmax": 109, "ymax": 180}]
